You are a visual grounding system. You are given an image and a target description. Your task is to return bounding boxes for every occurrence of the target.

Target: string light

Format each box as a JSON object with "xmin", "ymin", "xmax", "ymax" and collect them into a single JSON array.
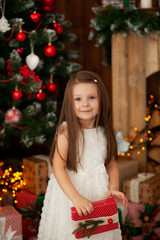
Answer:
[
  {"xmin": 145, "ymin": 117, "xmax": 149, "ymax": 122},
  {"xmin": 154, "ymin": 104, "xmax": 158, "ymax": 108},
  {"xmin": 0, "ymin": 165, "xmax": 25, "ymax": 204},
  {"xmin": 150, "ymin": 95, "xmax": 154, "ymax": 99},
  {"xmin": 121, "ymin": 94, "xmax": 160, "ymax": 159}
]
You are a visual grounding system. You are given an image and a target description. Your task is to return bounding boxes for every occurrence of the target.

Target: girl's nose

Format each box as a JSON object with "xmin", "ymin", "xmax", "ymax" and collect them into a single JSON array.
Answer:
[{"xmin": 82, "ymin": 99, "xmax": 89, "ymax": 106}]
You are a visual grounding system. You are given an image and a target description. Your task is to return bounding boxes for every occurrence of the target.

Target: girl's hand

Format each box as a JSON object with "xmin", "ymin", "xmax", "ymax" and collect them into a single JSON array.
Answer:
[
  {"xmin": 106, "ymin": 190, "xmax": 128, "ymax": 208},
  {"xmin": 72, "ymin": 195, "xmax": 94, "ymax": 217}
]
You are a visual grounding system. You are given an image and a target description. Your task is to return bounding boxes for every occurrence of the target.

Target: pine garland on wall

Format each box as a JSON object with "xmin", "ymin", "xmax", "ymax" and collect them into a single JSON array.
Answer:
[{"xmin": 88, "ymin": 5, "xmax": 160, "ymax": 64}]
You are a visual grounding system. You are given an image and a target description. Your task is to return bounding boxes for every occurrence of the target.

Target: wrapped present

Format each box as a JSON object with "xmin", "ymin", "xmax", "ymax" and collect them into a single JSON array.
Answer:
[
  {"xmin": 117, "ymin": 158, "xmax": 138, "ymax": 191},
  {"xmin": 123, "ymin": 173, "xmax": 160, "ymax": 205},
  {"xmin": 0, "ymin": 226, "xmax": 16, "ymax": 240},
  {"xmin": 0, "ymin": 206, "xmax": 22, "ymax": 240},
  {"xmin": 23, "ymin": 155, "xmax": 50, "ymax": 195},
  {"xmin": 33, "ymin": 154, "xmax": 52, "ymax": 178},
  {"xmin": 16, "ymin": 190, "xmax": 44, "ymax": 240},
  {"xmin": 16, "ymin": 190, "xmax": 37, "ymax": 209},
  {"xmin": 127, "ymin": 201, "xmax": 160, "ymax": 240},
  {"xmin": 71, "ymin": 198, "xmax": 119, "ymax": 239},
  {"xmin": 0, "ymin": 191, "xmax": 14, "ymax": 207}
]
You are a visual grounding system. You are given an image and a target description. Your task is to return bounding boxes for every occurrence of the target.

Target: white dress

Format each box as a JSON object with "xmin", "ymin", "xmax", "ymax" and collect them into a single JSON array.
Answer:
[{"xmin": 37, "ymin": 127, "xmax": 122, "ymax": 240}]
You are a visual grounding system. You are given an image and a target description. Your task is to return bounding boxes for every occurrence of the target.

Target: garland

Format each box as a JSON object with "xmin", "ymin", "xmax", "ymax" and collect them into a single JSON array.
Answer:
[{"xmin": 88, "ymin": 6, "xmax": 160, "ymax": 64}]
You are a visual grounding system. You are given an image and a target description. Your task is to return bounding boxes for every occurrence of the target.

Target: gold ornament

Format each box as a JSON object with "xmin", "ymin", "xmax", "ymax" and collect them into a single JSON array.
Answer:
[{"xmin": 144, "ymin": 216, "xmax": 149, "ymax": 222}]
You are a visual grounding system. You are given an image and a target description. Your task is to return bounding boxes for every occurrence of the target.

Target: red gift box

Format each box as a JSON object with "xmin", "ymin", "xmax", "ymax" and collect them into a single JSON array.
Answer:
[
  {"xmin": 71, "ymin": 198, "xmax": 119, "ymax": 239},
  {"xmin": 0, "ymin": 205, "xmax": 22, "ymax": 238},
  {"xmin": 16, "ymin": 190, "xmax": 37, "ymax": 209},
  {"xmin": 16, "ymin": 190, "xmax": 38, "ymax": 240}
]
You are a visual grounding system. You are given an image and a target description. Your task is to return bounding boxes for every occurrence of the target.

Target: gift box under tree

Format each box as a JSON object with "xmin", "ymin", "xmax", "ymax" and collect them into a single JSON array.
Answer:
[
  {"xmin": 16, "ymin": 190, "xmax": 44, "ymax": 240},
  {"xmin": 0, "ymin": 205, "xmax": 22, "ymax": 239},
  {"xmin": 123, "ymin": 173, "xmax": 160, "ymax": 205},
  {"xmin": 117, "ymin": 157, "xmax": 138, "ymax": 191},
  {"xmin": 23, "ymin": 155, "xmax": 50, "ymax": 195}
]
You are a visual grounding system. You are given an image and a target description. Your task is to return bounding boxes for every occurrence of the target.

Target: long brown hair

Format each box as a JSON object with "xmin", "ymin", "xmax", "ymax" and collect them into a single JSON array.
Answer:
[{"xmin": 49, "ymin": 70, "xmax": 117, "ymax": 171}]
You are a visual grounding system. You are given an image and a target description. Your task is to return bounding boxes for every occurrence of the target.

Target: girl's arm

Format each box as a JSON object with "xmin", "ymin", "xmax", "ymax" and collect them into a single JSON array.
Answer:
[
  {"xmin": 106, "ymin": 158, "xmax": 128, "ymax": 208},
  {"xmin": 52, "ymin": 129, "xmax": 94, "ymax": 216}
]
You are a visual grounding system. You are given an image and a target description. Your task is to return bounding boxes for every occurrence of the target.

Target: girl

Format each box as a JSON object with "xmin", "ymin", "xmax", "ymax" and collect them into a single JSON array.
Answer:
[{"xmin": 38, "ymin": 70, "xmax": 127, "ymax": 240}]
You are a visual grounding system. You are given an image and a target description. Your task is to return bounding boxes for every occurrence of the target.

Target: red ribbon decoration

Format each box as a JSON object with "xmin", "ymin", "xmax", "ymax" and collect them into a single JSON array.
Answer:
[
  {"xmin": 0, "ymin": 126, "xmax": 6, "ymax": 136},
  {"xmin": 12, "ymin": 123, "xmax": 27, "ymax": 130},
  {"xmin": 22, "ymin": 18, "xmax": 43, "ymax": 34},
  {"xmin": 3, "ymin": 22, "xmax": 16, "ymax": 41},
  {"xmin": 0, "ymin": 76, "xmax": 15, "ymax": 82}
]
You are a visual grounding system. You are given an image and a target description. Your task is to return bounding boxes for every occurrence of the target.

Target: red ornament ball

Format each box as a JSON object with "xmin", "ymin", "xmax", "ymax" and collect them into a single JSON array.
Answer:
[
  {"xmin": 5, "ymin": 108, "xmax": 22, "ymax": 124},
  {"xmin": 30, "ymin": 12, "xmax": 41, "ymax": 23},
  {"xmin": 16, "ymin": 32, "xmax": 26, "ymax": 42},
  {"xmin": 44, "ymin": 44, "xmax": 56, "ymax": 57},
  {"xmin": 48, "ymin": 83, "xmax": 56, "ymax": 92},
  {"xmin": 53, "ymin": 22, "xmax": 58, "ymax": 29},
  {"xmin": 42, "ymin": 4, "xmax": 55, "ymax": 13},
  {"xmin": 43, "ymin": 0, "xmax": 55, "ymax": 5},
  {"xmin": 37, "ymin": 91, "xmax": 46, "ymax": 101},
  {"xmin": 56, "ymin": 25, "xmax": 63, "ymax": 34},
  {"xmin": 12, "ymin": 90, "xmax": 22, "ymax": 100},
  {"xmin": 108, "ymin": 218, "xmax": 113, "ymax": 224}
]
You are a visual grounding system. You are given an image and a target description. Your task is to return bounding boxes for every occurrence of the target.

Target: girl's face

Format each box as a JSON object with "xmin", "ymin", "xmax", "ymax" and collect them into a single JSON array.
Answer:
[{"xmin": 72, "ymin": 83, "xmax": 99, "ymax": 128}]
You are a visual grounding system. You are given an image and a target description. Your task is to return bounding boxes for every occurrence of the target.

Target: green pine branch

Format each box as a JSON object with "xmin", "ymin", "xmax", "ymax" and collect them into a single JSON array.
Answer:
[{"xmin": 72, "ymin": 219, "xmax": 104, "ymax": 238}]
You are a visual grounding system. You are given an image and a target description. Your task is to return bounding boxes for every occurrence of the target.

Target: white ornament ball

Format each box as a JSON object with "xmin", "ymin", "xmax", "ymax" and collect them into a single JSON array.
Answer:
[
  {"xmin": 5, "ymin": 108, "xmax": 22, "ymax": 124},
  {"xmin": 26, "ymin": 53, "xmax": 40, "ymax": 70}
]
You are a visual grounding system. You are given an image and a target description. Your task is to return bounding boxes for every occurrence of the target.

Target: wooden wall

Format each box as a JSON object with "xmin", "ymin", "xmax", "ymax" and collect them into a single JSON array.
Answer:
[{"xmin": 55, "ymin": 0, "xmax": 112, "ymax": 105}]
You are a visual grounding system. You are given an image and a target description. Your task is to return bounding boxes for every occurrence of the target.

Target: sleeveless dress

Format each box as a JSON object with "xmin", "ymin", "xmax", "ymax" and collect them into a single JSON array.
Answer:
[{"xmin": 37, "ymin": 127, "xmax": 122, "ymax": 240}]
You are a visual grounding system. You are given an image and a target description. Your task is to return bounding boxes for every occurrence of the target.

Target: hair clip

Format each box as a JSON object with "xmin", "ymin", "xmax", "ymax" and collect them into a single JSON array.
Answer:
[{"xmin": 94, "ymin": 79, "xmax": 98, "ymax": 83}]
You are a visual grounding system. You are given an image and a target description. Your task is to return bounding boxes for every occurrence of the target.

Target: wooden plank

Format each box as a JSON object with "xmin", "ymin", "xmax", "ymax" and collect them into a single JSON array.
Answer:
[
  {"xmin": 83, "ymin": 0, "xmax": 102, "ymax": 73},
  {"xmin": 158, "ymin": 34, "xmax": 160, "ymax": 69},
  {"xmin": 112, "ymin": 32, "xmax": 147, "ymax": 171},
  {"xmin": 56, "ymin": 0, "xmax": 113, "ymax": 109},
  {"xmin": 145, "ymin": 32, "xmax": 159, "ymax": 78},
  {"xmin": 127, "ymin": 33, "xmax": 147, "ymax": 171},
  {"xmin": 128, "ymin": 33, "xmax": 146, "ymax": 137},
  {"xmin": 65, "ymin": 27, "xmax": 84, "ymax": 65},
  {"xmin": 100, "ymin": 49, "xmax": 112, "ymax": 108},
  {"xmin": 65, "ymin": 0, "xmax": 84, "ymax": 27},
  {"xmin": 112, "ymin": 33, "xmax": 129, "ymax": 138},
  {"xmin": 55, "ymin": 0, "xmax": 66, "ymax": 14}
]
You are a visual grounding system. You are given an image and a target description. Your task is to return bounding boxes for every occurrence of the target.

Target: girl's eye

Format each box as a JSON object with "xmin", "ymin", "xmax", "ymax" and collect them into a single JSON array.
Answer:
[
  {"xmin": 89, "ymin": 96, "xmax": 96, "ymax": 99},
  {"xmin": 75, "ymin": 98, "xmax": 81, "ymax": 101}
]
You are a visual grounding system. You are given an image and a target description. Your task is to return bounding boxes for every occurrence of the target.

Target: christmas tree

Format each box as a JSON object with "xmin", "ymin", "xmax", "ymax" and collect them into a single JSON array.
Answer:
[{"xmin": 0, "ymin": 0, "xmax": 80, "ymax": 155}]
